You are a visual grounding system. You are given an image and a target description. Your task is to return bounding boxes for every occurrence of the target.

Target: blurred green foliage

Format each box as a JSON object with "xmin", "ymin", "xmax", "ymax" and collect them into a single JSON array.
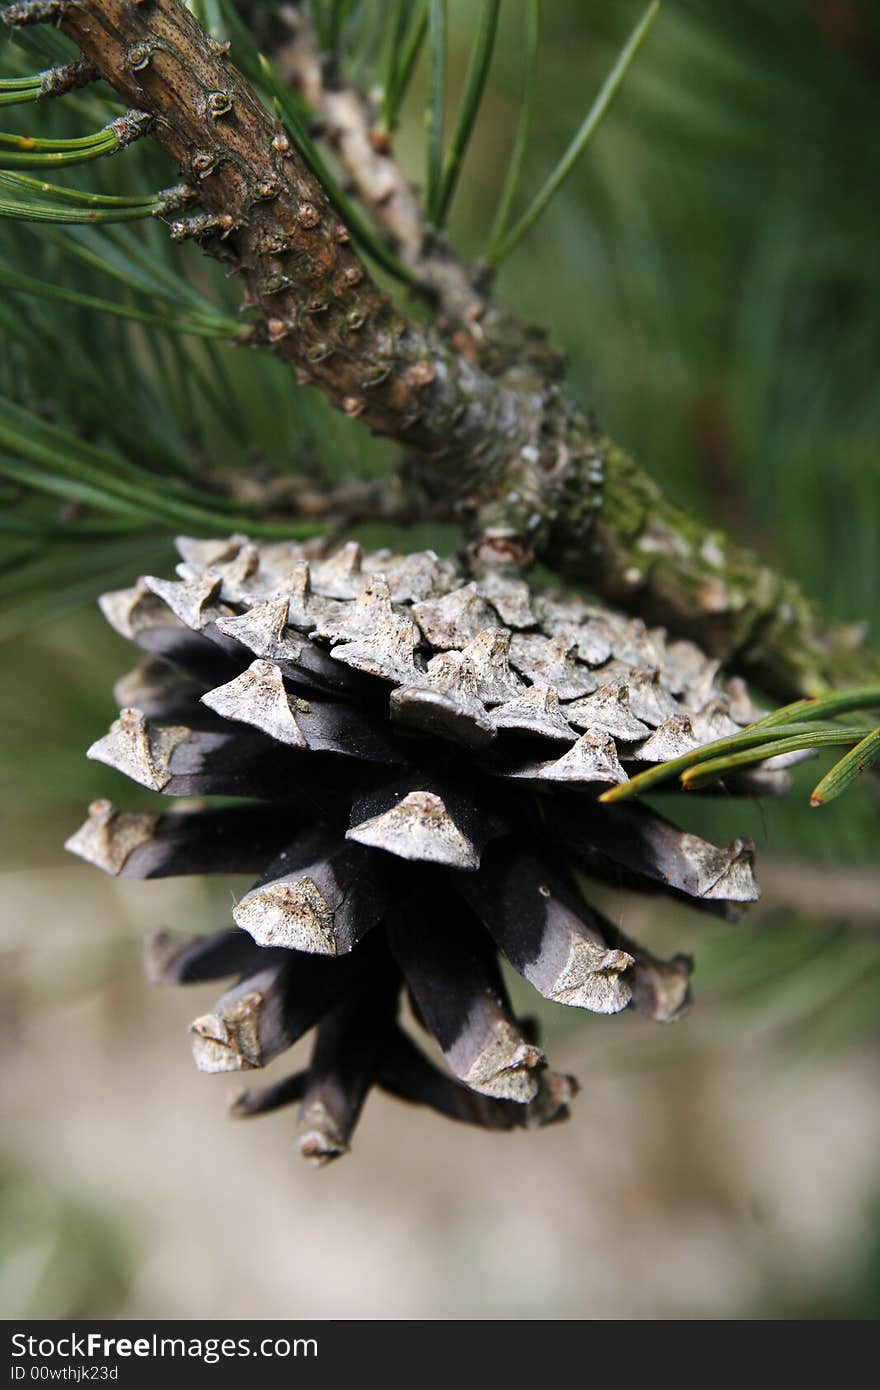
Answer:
[{"xmin": 0, "ymin": 1164, "xmax": 133, "ymax": 1318}]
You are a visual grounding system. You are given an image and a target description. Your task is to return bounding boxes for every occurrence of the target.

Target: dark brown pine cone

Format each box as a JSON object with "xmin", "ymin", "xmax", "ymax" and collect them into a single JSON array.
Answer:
[{"xmin": 66, "ymin": 534, "xmax": 781, "ymax": 1164}]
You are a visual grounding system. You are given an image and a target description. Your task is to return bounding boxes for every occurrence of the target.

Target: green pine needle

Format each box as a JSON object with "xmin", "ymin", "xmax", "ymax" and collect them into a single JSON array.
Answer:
[
  {"xmin": 0, "ymin": 513, "xmax": 142, "ymax": 538},
  {"xmin": 0, "ymin": 195, "xmax": 156, "ymax": 224},
  {"xmin": 380, "ymin": 0, "xmax": 428, "ymax": 134},
  {"xmin": 0, "ymin": 266, "xmax": 242, "ymax": 338},
  {"xmin": 0, "ymin": 75, "xmax": 48, "ymax": 93},
  {"xmin": 600, "ymin": 685, "xmax": 880, "ymax": 807},
  {"xmin": 486, "ymin": 0, "xmax": 541, "ymax": 262},
  {"xmin": 747, "ymin": 686, "xmax": 880, "ymax": 730},
  {"xmin": 487, "ymin": 1, "xmax": 660, "ymax": 266},
  {"xmin": 324, "ymin": 0, "xmax": 360, "ymax": 61},
  {"xmin": 0, "ymin": 66, "xmax": 93, "ymax": 108},
  {"xmin": 0, "ymin": 397, "xmax": 322, "ymax": 539},
  {"xmin": 0, "ymin": 78, "xmax": 43, "ymax": 108},
  {"xmin": 56, "ymin": 225, "xmax": 227, "ymax": 321},
  {"xmin": 0, "ymin": 169, "xmax": 159, "ymax": 208},
  {"xmin": 432, "ymin": 0, "xmax": 500, "ymax": 229},
  {"xmin": 0, "ymin": 165, "xmax": 174, "ymax": 225},
  {"xmin": 0, "ymin": 122, "xmax": 123, "ymax": 169},
  {"xmin": 425, "ymin": 0, "xmax": 447, "ymax": 225},
  {"xmin": 679, "ymin": 727, "xmax": 873, "ymax": 792},
  {"xmin": 810, "ymin": 726, "xmax": 880, "ymax": 807}
]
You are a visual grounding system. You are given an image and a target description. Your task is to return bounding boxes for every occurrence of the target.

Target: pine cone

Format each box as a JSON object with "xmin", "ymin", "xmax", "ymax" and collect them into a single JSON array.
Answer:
[{"xmin": 67, "ymin": 535, "xmax": 776, "ymax": 1163}]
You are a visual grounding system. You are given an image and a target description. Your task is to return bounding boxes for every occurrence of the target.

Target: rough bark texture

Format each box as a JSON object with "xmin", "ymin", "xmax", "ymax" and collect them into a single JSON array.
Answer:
[
  {"xmin": 14, "ymin": 0, "xmax": 878, "ymax": 700},
  {"xmin": 270, "ymin": 4, "xmax": 494, "ymax": 333}
]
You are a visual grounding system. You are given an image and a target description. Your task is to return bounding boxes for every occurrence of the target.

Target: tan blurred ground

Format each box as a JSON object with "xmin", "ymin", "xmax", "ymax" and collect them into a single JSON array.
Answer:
[{"xmin": 3, "ymin": 860, "xmax": 879, "ymax": 1320}]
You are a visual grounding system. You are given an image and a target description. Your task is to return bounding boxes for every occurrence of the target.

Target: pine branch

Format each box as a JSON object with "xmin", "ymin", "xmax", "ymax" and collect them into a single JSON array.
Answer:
[
  {"xmin": 271, "ymin": 4, "xmax": 489, "ymax": 330},
  {"xmin": 6, "ymin": 0, "xmax": 879, "ymax": 701},
  {"xmin": 43, "ymin": 0, "xmax": 524, "ymax": 446}
]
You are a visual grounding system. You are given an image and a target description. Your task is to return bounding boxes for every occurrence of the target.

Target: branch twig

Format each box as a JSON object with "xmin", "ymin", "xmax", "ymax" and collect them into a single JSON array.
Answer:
[{"xmin": 267, "ymin": 4, "xmax": 550, "ymax": 365}]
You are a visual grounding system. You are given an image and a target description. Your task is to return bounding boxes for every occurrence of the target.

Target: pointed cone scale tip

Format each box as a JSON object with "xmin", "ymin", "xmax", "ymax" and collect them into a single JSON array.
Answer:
[
  {"xmin": 190, "ymin": 990, "xmax": 264, "ymax": 1073},
  {"xmin": 634, "ymin": 715, "xmax": 700, "ymax": 763},
  {"xmin": 699, "ymin": 838, "xmax": 759, "ymax": 902},
  {"xmin": 144, "ymin": 930, "xmax": 183, "ymax": 986},
  {"xmin": 524, "ymin": 1070, "xmax": 581, "ymax": 1129},
  {"xmin": 86, "ymin": 709, "xmax": 189, "ymax": 792},
  {"xmin": 413, "ymin": 584, "xmax": 496, "ymax": 649},
  {"xmin": 215, "ymin": 598, "xmax": 305, "ymax": 664},
  {"xmin": 233, "ymin": 877, "xmax": 342, "ymax": 955},
  {"xmin": 632, "ymin": 953, "xmax": 693, "ymax": 1023},
  {"xmin": 175, "ymin": 534, "xmax": 247, "ymax": 568},
  {"xmin": 509, "ymin": 730, "xmax": 629, "ymax": 785},
  {"xmin": 455, "ymin": 1023, "xmax": 545, "ymax": 1103},
  {"xmin": 348, "ymin": 790, "xmax": 480, "ymax": 869},
  {"xmin": 297, "ymin": 1101, "xmax": 351, "ymax": 1166},
  {"xmin": 201, "ymin": 660, "xmax": 309, "ymax": 748},
  {"xmin": 390, "ymin": 683, "xmax": 496, "ymax": 750},
  {"xmin": 65, "ymin": 799, "xmax": 158, "ymax": 876},
  {"xmin": 330, "ymin": 611, "xmax": 421, "ymax": 683},
  {"xmin": 143, "ymin": 572, "xmax": 223, "ymax": 631},
  {"xmin": 227, "ymin": 1069, "xmax": 309, "ymax": 1118},
  {"xmin": 545, "ymin": 944, "xmax": 634, "ymax": 1014},
  {"xmin": 492, "ymin": 685, "xmax": 577, "ymax": 741}
]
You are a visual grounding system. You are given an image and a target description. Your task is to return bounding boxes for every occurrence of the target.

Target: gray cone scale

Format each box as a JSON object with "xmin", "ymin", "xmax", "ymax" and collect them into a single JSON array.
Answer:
[{"xmin": 66, "ymin": 534, "xmax": 773, "ymax": 1164}]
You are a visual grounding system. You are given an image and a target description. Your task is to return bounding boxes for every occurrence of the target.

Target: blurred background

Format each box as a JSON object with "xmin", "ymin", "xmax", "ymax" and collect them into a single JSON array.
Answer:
[{"xmin": 1, "ymin": 0, "xmax": 879, "ymax": 1319}]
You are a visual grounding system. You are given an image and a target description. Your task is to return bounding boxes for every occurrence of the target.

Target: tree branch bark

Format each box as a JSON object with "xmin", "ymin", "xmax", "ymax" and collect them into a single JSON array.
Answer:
[
  {"xmin": 267, "ymin": 3, "xmax": 492, "ymax": 334},
  {"xmin": 10, "ymin": 0, "xmax": 878, "ymax": 700}
]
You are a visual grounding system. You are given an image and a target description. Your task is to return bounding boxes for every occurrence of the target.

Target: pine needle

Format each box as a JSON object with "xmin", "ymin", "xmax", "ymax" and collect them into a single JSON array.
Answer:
[
  {"xmin": 380, "ymin": 0, "xmax": 428, "ymax": 134},
  {"xmin": 0, "ymin": 266, "xmax": 242, "ymax": 337},
  {"xmin": 601, "ymin": 686, "xmax": 880, "ymax": 806},
  {"xmin": 810, "ymin": 726, "xmax": 880, "ymax": 807},
  {"xmin": 486, "ymin": 0, "xmax": 541, "ymax": 262},
  {"xmin": 432, "ymin": 0, "xmax": 500, "ymax": 228},
  {"xmin": 425, "ymin": 0, "xmax": 447, "ymax": 225},
  {"xmin": 487, "ymin": 1, "xmax": 660, "ymax": 265}
]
